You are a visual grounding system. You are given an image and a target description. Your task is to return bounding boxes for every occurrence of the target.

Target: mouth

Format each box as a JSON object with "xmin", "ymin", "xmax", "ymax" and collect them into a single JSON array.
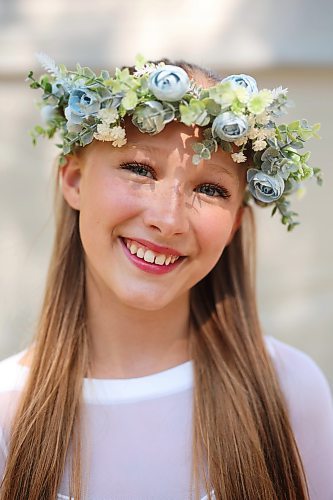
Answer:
[
  {"xmin": 119, "ymin": 237, "xmax": 186, "ymax": 273},
  {"xmin": 122, "ymin": 237, "xmax": 185, "ymax": 264}
]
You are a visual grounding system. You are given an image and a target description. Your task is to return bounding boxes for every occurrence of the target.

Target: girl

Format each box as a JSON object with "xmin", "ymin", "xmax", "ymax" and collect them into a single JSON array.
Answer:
[{"xmin": 0, "ymin": 57, "xmax": 332, "ymax": 499}]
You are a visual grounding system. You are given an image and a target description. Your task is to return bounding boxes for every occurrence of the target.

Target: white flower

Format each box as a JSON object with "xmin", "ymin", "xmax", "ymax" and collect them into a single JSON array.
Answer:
[
  {"xmin": 94, "ymin": 125, "xmax": 127, "ymax": 146},
  {"xmin": 252, "ymin": 139, "xmax": 267, "ymax": 151},
  {"xmin": 264, "ymin": 128, "xmax": 276, "ymax": 139},
  {"xmin": 255, "ymin": 112, "xmax": 270, "ymax": 125},
  {"xmin": 109, "ymin": 126, "xmax": 127, "ymax": 147},
  {"xmin": 231, "ymin": 152, "xmax": 247, "ymax": 163},
  {"xmin": 247, "ymin": 115, "xmax": 256, "ymax": 127},
  {"xmin": 234, "ymin": 137, "xmax": 248, "ymax": 147},
  {"xmin": 133, "ymin": 62, "xmax": 164, "ymax": 77},
  {"xmin": 94, "ymin": 123, "xmax": 113, "ymax": 141},
  {"xmin": 112, "ymin": 136, "xmax": 127, "ymax": 147},
  {"xmin": 97, "ymin": 123, "xmax": 111, "ymax": 135},
  {"xmin": 271, "ymin": 86, "xmax": 288, "ymax": 99},
  {"xmin": 248, "ymin": 127, "xmax": 259, "ymax": 140},
  {"xmin": 256, "ymin": 130, "xmax": 268, "ymax": 141},
  {"xmin": 97, "ymin": 108, "xmax": 118, "ymax": 124}
]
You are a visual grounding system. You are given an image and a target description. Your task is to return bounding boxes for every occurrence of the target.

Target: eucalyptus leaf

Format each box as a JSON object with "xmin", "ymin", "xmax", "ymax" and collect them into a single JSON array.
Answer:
[
  {"xmin": 192, "ymin": 154, "xmax": 202, "ymax": 165},
  {"xmin": 201, "ymin": 148, "xmax": 211, "ymax": 160},
  {"xmin": 220, "ymin": 141, "xmax": 233, "ymax": 153},
  {"xmin": 192, "ymin": 143, "xmax": 204, "ymax": 154}
]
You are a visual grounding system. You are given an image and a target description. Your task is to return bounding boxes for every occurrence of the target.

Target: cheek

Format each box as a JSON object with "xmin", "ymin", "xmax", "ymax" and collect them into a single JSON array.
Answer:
[
  {"xmin": 195, "ymin": 208, "xmax": 235, "ymax": 260},
  {"xmin": 79, "ymin": 174, "xmax": 145, "ymax": 238}
]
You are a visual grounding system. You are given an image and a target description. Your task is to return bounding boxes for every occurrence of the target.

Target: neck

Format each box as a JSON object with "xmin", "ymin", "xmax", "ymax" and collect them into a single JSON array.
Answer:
[{"xmin": 86, "ymin": 280, "xmax": 192, "ymax": 379}]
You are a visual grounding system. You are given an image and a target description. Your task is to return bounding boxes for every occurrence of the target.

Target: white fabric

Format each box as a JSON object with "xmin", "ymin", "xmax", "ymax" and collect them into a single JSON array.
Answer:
[{"xmin": 0, "ymin": 335, "xmax": 332, "ymax": 499}]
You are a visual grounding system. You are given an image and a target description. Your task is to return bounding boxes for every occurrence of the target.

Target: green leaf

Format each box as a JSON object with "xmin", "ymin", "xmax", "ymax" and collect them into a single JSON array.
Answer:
[
  {"xmin": 82, "ymin": 67, "xmax": 96, "ymax": 78},
  {"xmin": 287, "ymin": 120, "xmax": 301, "ymax": 132},
  {"xmin": 135, "ymin": 53, "xmax": 147, "ymax": 69},
  {"xmin": 58, "ymin": 155, "xmax": 67, "ymax": 167},
  {"xmin": 44, "ymin": 82, "xmax": 52, "ymax": 94},
  {"xmin": 202, "ymin": 98, "xmax": 221, "ymax": 116},
  {"xmin": 192, "ymin": 142, "xmax": 204, "ymax": 154},
  {"xmin": 289, "ymin": 141, "xmax": 304, "ymax": 150},
  {"xmin": 220, "ymin": 141, "xmax": 233, "ymax": 153},
  {"xmin": 201, "ymin": 148, "xmax": 211, "ymax": 160},
  {"xmin": 121, "ymin": 90, "xmax": 138, "ymax": 110}
]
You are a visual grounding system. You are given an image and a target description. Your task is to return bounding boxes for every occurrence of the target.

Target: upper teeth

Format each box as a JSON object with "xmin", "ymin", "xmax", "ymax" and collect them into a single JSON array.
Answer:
[{"xmin": 124, "ymin": 239, "xmax": 180, "ymax": 266}]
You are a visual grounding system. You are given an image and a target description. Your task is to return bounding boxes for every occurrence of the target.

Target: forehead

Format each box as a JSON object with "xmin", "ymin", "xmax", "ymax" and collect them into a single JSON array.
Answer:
[{"xmin": 122, "ymin": 120, "xmax": 245, "ymax": 180}]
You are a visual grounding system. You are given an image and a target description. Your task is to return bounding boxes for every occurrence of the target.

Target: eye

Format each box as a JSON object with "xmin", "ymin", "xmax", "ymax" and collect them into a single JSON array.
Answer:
[
  {"xmin": 196, "ymin": 183, "xmax": 231, "ymax": 199},
  {"xmin": 120, "ymin": 161, "xmax": 155, "ymax": 179}
]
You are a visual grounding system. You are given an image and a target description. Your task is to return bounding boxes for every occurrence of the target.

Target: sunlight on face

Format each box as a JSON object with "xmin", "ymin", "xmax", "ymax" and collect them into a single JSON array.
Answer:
[{"xmin": 67, "ymin": 120, "xmax": 246, "ymax": 311}]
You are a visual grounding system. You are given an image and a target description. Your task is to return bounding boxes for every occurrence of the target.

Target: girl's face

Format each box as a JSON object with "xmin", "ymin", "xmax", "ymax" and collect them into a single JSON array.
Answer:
[{"xmin": 62, "ymin": 121, "xmax": 246, "ymax": 311}]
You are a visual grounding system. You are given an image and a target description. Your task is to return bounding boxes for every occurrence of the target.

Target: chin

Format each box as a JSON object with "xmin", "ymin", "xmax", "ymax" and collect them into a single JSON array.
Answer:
[
  {"xmin": 121, "ymin": 297, "xmax": 172, "ymax": 312},
  {"xmin": 113, "ymin": 286, "xmax": 175, "ymax": 312}
]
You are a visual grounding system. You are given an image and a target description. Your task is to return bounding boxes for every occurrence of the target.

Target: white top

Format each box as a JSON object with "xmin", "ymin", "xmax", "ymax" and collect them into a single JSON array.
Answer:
[{"xmin": 0, "ymin": 336, "xmax": 332, "ymax": 499}]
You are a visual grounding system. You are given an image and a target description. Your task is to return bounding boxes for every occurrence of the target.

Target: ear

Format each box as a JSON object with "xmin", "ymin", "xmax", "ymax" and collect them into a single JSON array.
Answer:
[
  {"xmin": 60, "ymin": 155, "xmax": 82, "ymax": 210},
  {"xmin": 227, "ymin": 205, "xmax": 244, "ymax": 245}
]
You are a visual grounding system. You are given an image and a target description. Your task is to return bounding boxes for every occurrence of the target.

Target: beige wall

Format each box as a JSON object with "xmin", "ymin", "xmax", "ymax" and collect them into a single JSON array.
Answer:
[{"xmin": 0, "ymin": 0, "xmax": 332, "ymax": 386}]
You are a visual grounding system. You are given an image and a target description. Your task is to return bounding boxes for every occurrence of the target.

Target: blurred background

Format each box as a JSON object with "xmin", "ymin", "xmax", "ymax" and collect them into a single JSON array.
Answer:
[{"xmin": 0, "ymin": 0, "xmax": 332, "ymax": 387}]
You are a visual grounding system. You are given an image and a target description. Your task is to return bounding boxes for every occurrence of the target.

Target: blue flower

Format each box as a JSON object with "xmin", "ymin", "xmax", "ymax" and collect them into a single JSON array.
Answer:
[
  {"xmin": 212, "ymin": 112, "xmax": 248, "ymax": 142},
  {"xmin": 132, "ymin": 101, "xmax": 175, "ymax": 135},
  {"xmin": 247, "ymin": 168, "xmax": 284, "ymax": 203},
  {"xmin": 64, "ymin": 87, "xmax": 101, "ymax": 126},
  {"xmin": 148, "ymin": 65, "xmax": 190, "ymax": 102},
  {"xmin": 221, "ymin": 74, "xmax": 258, "ymax": 94}
]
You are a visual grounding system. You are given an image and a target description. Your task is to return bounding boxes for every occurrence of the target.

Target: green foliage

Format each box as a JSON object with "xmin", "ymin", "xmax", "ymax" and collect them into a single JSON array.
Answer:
[{"xmin": 27, "ymin": 55, "xmax": 323, "ymax": 230}]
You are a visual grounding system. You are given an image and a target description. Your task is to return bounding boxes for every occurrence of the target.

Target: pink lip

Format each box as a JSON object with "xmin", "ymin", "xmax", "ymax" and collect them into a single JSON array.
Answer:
[
  {"xmin": 124, "ymin": 237, "xmax": 183, "ymax": 257},
  {"xmin": 119, "ymin": 237, "xmax": 185, "ymax": 275}
]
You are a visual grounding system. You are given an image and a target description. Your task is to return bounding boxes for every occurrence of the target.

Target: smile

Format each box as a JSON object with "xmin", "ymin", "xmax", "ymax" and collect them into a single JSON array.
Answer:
[
  {"xmin": 119, "ymin": 237, "xmax": 186, "ymax": 275},
  {"xmin": 124, "ymin": 238, "xmax": 180, "ymax": 266}
]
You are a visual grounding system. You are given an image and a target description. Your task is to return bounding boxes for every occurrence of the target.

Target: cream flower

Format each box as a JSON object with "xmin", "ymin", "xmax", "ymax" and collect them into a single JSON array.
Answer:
[
  {"xmin": 109, "ymin": 126, "xmax": 127, "ymax": 147},
  {"xmin": 94, "ymin": 123, "xmax": 114, "ymax": 141},
  {"xmin": 264, "ymin": 128, "xmax": 276, "ymax": 139},
  {"xmin": 234, "ymin": 137, "xmax": 248, "ymax": 147},
  {"xmin": 231, "ymin": 152, "xmax": 247, "ymax": 163},
  {"xmin": 255, "ymin": 112, "xmax": 270, "ymax": 125},
  {"xmin": 247, "ymin": 127, "xmax": 259, "ymax": 140},
  {"xmin": 94, "ymin": 124, "xmax": 127, "ymax": 146},
  {"xmin": 256, "ymin": 128, "xmax": 276, "ymax": 141},
  {"xmin": 97, "ymin": 108, "xmax": 118, "ymax": 124},
  {"xmin": 112, "ymin": 136, "xmax": 127, "ymax": 147},
  {"xmin": 247, "ymin": 115, "xmax": 256, "ymax": 127},
  {"xmin": 252, "ymin": 139, "xmax": 267, "ymax": 151}
]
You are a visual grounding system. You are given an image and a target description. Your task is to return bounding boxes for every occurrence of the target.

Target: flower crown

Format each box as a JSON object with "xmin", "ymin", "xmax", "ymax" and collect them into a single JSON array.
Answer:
[{"xmin": 28, "ymin": 54, "xmax": 322, "ymax": 230}]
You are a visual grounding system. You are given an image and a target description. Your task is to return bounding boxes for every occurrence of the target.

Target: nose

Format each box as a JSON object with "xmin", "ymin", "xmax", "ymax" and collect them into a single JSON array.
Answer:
[{"xmin": 142, "ymin": 180, "xmax": 190, "ymax": 237}]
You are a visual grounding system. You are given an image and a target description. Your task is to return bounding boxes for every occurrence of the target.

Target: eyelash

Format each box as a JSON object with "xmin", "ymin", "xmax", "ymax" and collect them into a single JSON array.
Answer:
[{"xmin": 119, "ymin": 161, "xmax": 231, "ymax": 199}]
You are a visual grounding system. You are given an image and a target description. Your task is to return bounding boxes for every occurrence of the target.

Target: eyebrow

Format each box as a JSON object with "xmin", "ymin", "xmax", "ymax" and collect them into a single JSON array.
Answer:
[
  {"xmin": 204, "ymin": 162, "xmax": 237, "ymax": 179},
  {"xmin": 125, "ymin": 143, "xmax": 237, "ymax": 179}
]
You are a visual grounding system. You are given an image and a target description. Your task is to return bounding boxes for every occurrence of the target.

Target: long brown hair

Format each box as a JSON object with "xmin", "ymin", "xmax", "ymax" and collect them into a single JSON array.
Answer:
[{"xmin": 1, "ymin": 61, "xmax": 309, "ymax": 499}]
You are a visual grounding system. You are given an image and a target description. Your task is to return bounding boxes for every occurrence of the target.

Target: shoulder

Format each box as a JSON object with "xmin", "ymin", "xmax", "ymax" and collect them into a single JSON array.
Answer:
[
  {"xmin": 0, "ymin": 351, "xmax": 28, "ymax": 459},
  {"xmin": 0, "ymin": 350, "xmax": 28, "ymax": 394},
  {"xmin": 264, "ymin": 335, "xmax": 333, "ymax": 412},
  {"xmin": 264, "ymin": 336, "xmax": 333, "ymax": 499}
]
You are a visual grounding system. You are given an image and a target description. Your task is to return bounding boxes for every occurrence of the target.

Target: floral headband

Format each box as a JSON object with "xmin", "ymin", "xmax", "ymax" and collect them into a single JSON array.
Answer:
[{"xmin": 28, "ymin": 54, "xmax": 322, "ymax": 230}]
